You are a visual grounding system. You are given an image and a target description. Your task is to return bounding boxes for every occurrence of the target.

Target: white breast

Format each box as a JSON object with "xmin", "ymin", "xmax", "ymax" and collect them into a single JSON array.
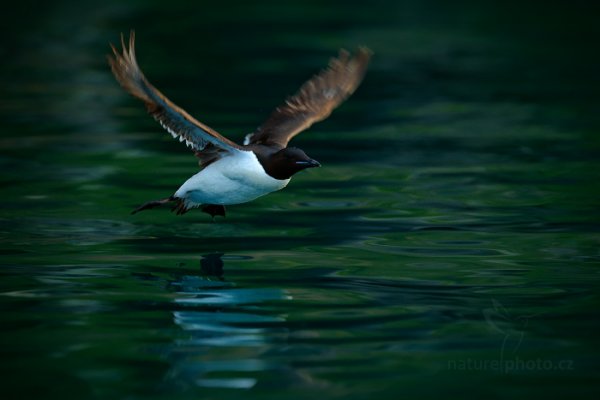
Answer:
[{"xmin": 174, "ymin": 150, "xmax": 290, "ymax": 207}]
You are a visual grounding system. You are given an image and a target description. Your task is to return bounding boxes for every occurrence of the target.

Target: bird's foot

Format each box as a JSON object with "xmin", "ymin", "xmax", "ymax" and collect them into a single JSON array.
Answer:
[
  {"xmin": 131, "ymin": 196, "xmax": 174, "ymax": 214},
  {"xmin": 201, "ymin": 204, "xmax": 226, "ymax": 220}
]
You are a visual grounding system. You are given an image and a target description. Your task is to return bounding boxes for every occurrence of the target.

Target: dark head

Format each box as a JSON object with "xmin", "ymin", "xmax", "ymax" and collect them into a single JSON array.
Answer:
[{"xmin": 261, "ymin": 147, "xmax": 321, "ymax": 180}]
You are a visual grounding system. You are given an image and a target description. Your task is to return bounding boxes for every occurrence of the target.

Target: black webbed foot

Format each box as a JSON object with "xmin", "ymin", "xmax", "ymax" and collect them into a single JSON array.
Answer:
[
  {"xmin": 131, "ymin": 196, "xmax": 174, "ymax": 214},
  {"xmin": 201, "ymin": 204, "xmax": 226, "ymax": 219}
]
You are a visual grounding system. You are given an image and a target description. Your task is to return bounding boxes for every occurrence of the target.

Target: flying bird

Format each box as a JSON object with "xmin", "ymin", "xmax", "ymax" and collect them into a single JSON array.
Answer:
[{"xmin": 108, "ymin": 31, "xmax": 371, "ymax": 218}]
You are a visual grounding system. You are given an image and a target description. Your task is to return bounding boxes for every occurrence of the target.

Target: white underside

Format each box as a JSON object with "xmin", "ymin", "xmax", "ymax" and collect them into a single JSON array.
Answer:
[{"xmin": 174, "ymin": 150, "xmax": 290, "ymax": 208}]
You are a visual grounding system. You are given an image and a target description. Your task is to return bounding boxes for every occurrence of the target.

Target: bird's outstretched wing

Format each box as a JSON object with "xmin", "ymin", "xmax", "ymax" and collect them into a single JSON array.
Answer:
[
  {"xmin": 108, "ymin": 31, "xmax": 242, "ymax": 159},
  {"xmin": 246, "ymin": 48, "xmax": 371, "ymax": 148}
]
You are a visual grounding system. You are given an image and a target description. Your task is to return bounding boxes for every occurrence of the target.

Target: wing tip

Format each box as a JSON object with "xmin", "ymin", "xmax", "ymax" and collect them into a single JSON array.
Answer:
[
  {"xmin": 108, "ymin": 29, "xmax": 157, "ymax": 105},
  {"xmin": 248, "ymin": 46, "xmax": 373, "ymax": 147},
  {"xmin": 107, "ymin": 29, "xmax": 139, "ymax": 70},
  {"xmin": 355, "ymin": 46, "xmax": 373, "ymax": 66},
  {"xmin": 331, "ymin": 46, "xmax": 372, "ymax": 67}
]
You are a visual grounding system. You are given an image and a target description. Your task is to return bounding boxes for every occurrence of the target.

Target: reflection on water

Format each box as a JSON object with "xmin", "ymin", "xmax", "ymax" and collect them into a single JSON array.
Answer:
[{"xmin": 167, "ymin": 254, "xmax": 290, "ymax": 389}]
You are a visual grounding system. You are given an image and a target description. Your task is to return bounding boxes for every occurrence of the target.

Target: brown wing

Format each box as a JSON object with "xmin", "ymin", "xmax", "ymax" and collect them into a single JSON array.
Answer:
[
  {"xmin": 107, "ymin": 31, "xmax": 242, "ymax": 158},
  {"xmin": 247, "ymin": 47, "xmax": 372, "ymax": 148}
]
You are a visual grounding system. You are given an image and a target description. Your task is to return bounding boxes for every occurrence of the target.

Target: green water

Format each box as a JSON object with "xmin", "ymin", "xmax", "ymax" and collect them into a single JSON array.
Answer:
[{"xmin": 1, "ymin": 1, "xmax": 599, "ymax": 399}]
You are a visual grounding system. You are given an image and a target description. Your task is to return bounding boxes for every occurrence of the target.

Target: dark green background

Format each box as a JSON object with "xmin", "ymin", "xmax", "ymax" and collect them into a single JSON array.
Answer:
[{"xmin": 1, "ymin": 1, "xmax": 599, "ymax": 399}]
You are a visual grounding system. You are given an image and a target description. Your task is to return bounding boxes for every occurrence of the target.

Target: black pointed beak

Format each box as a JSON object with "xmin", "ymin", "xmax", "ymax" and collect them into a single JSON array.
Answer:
[{"xmin": 296, "ymin": 159, "xmax": 321, "ymax": 168}]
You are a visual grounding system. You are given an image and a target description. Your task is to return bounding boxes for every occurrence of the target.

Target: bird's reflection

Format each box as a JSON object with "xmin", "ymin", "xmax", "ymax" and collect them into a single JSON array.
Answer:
[
  {"xmin": 166, "ymin": 253, "xmax": 290, "ymax": 390},
  {"xmin": 199, "ymin": 252, "xmax": 225, "ymax": 279}
]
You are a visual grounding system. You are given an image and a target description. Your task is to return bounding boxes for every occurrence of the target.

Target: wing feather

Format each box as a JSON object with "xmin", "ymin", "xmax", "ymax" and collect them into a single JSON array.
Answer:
[
  {"xmin": 107, "ymin": 31, "xmax": 241, "ymax": 155},
  {"xmin": 248, "ymin": 48, "xmax": 371, "ymax": 147}
]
